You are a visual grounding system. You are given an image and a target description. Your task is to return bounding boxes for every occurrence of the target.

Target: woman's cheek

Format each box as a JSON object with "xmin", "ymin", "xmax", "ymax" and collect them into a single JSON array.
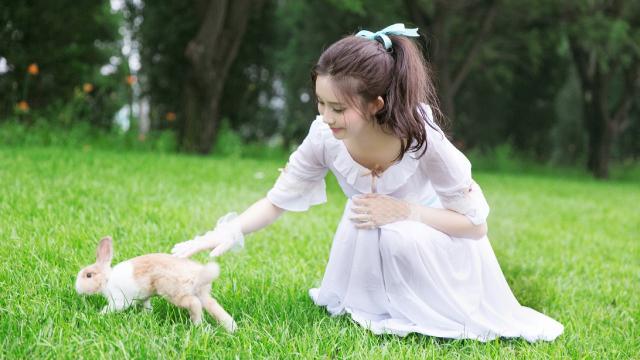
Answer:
[{"xmin": 346, "ymin": 110, "xmax": 365, "ymax": 129}]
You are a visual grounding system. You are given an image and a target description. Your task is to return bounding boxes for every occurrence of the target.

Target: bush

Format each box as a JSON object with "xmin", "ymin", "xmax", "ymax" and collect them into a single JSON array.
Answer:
[
  {"xmin": 210, "ymin": 118, "xmax": 289, "ymax": 160},
  {"xmin": 0, "ymin": 116, "xmax": 176, "ymax": 153},
  {"xmin": 466, "ymin": 143, "xmax": 527, "ymax": 173},
  {"xmin": 610, "ymin": 160, "xmax": 640, "ymax": 182},
  {"xmin": 212, "ymin": 118, "xmax": 243, "ymax": 158}
]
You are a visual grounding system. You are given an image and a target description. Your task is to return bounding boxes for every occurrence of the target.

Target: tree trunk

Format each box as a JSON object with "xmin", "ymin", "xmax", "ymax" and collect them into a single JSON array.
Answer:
[
  {"xmin": 581, "ymin": 83, "xmax": 610, "ymax": 178},
  {"xmin": 568, "ymin": 36, "xmax": 622, "ymax": 179},
  {"xmin": 180, "ymin": 0, "xmax": 262, "ymax": 154},
  {"xmin": 564, "ymin": 2, "xmax": 640, "ymax": 179},
  {"xmin": 432, "ymin": 7, "xmax": 456, "ymax": 123}
]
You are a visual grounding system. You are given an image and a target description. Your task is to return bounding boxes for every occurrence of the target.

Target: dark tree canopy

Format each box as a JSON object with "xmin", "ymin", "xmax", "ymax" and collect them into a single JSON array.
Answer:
[
  {"xmin": 0, "ymin": 0, "xmax": 122, "ymax": 126},
  {"xmin": 0, "ymin": 0, "xmax": 638, "ymax": 178}
]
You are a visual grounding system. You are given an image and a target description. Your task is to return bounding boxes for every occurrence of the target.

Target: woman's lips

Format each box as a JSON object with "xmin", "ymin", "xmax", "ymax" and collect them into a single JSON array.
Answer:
[{"xmin": 331, "ymin": 127, "xmax": 342, "ymax": 133}]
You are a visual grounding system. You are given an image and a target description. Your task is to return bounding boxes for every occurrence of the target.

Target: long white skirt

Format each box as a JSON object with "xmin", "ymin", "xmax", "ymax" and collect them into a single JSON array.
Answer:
[{"xmin": 309, "ymin": 200, "xmax": 564, "ymax": 342}]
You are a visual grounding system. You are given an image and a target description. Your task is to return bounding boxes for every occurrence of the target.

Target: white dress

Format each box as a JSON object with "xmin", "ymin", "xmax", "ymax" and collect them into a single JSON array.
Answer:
[{"xmin": 266, "ymin": 109, "xmax": 564, "ymax": 342}]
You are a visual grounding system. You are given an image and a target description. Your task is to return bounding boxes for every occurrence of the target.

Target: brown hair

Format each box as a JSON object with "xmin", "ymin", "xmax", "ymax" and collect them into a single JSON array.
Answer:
[{"xmin": 311, "ymin": 33, "xmax": 444, "ymax": 161}]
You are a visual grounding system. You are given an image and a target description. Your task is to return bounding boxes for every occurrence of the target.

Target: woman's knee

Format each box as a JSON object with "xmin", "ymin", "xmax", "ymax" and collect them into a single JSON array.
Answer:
[
  {"xmin": 379, "ymin": 229, "xmax": 417, "ymax": 258},
  {"xmin": 380, "ymin": 222, "xmax": 448, "ymax": 255}
]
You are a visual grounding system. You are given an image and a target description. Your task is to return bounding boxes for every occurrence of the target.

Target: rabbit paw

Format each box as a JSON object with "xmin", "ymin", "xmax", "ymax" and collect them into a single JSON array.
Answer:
[{"xmin": 223, "ymin": 318, "xmax": 237, "ymax": 333}]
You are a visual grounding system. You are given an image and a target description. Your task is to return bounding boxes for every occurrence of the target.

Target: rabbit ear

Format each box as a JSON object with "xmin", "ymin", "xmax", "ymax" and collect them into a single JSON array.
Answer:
[{"xmin": 96, "ymin": 236, "xmax": 113, "ymax": 266}]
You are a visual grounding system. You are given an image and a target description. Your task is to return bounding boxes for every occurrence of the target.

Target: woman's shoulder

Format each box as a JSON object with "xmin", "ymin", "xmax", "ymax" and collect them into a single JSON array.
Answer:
[
  {"xmin": 415, "ymin": 103, "xmax": 471, "ymax": 171},
  {"xmin": 418, "ymin": 103, "xmax": 445, "ymax": 139},
  {"xmin": 307, "ymin": 115, "xmax": 335, "ymax": 145},
  {"xmin": 310, "ymin": 115, "xmax": 330, "ymax": 134}
]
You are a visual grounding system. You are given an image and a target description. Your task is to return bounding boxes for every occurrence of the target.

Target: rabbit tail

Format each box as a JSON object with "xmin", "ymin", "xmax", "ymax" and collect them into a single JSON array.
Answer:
[{"xmin": 197, "ymin": 262, "xmax": 220, "ymax": 286}]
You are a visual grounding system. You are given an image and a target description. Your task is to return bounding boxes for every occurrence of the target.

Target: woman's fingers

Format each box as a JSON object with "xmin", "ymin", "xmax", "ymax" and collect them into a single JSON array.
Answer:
[
  {"xmin": 209, "ymin": 241, "xmax": 232, "ymax": 257},
  {"xmin": 171, "ymin": 241, "xmax": 192, "ymax": 256},
  {"xmin": 349, "ymin": 213, "xmax": 369, "ymax": 222},
  {"xmin": 351, "ymin": 206, "xmax": 368, "ymax": 214},
  {"xmin": 175, "ymin": 248, "xmax": 196, "ymax": 258},
  {"xmin": 354, "ymin": 221, "xmax": 377, "ymax": 229},
  {"xmin": 171, "ymin": 240, "xmax": 208, "ymax": 258}
]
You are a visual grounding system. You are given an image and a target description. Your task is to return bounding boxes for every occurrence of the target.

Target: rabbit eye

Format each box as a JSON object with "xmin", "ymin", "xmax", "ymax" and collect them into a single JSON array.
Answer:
[{"xmin": 86, "ymin": 272, "xmax": 93, "ymax": 278}]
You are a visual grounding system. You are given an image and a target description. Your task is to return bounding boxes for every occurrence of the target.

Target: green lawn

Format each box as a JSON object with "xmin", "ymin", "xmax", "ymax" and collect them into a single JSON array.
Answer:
[{"xmin": 1, "ymin": 146, "xmax": 638, "ymax": 359}]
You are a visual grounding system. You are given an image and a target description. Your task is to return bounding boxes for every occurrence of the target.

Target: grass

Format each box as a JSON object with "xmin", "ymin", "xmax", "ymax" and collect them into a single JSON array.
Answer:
[{"xmin": 1, "ymin": 146, "xmax": 638, "ymax": 359}]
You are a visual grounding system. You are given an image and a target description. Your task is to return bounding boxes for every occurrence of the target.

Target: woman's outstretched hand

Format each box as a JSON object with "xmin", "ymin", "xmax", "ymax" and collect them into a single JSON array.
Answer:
[
  {"xmin": 171, "ymin": 213, "xmax": 244, "ymax": 258},
  {"xmin": 349, "ymin": 193, "xmax": 420, "ymax": 229},
  {"xmin": 171, "ymin": 230, "xmax": 224, "ymax": 258}
]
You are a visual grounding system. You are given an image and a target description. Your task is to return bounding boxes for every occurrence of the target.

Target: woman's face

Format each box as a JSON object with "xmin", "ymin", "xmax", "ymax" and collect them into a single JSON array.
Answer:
[{"xmin": 315, "ymin": 75, "xmax": 372, "ymax": 140}]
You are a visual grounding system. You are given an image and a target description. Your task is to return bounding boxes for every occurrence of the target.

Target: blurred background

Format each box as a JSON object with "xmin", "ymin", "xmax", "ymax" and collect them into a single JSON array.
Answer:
[{"xmin": 1, "ymin": 0, "xmax": 638, "ymax": 179}]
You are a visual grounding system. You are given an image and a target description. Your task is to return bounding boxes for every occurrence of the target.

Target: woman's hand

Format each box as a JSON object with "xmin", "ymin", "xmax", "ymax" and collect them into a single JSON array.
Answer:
[
  {"xmin": 349, "ymin": 193, "xmax": 420, "ymax": 229},
  {"xmin": 171, "ymin": 230, "xmax": 226, "ymax": 258},
  {"xmin": 171, "ymin": 213, "xmax": 244, "ymax": 258}
]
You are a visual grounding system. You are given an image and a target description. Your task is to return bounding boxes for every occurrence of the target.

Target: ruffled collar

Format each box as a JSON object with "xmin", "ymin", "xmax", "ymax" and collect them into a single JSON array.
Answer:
[{"xmin": 318, "ymin": 119, "xmax": 420, "ymax": 194}]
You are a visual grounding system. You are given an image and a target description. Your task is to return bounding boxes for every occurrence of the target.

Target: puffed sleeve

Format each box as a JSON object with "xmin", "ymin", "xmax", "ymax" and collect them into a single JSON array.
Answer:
[
  {"xmin": 266, "ymin": 118, "xmax": 330, "ymax": 212},
  {"xmin": 420, "ymin": 106, "xmax": 490, "ymax": 225}
]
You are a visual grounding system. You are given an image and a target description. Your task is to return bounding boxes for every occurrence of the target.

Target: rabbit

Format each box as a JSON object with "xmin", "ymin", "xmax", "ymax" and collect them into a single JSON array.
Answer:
[{"xmin": 75, "ymin": 236, "xmax": 236, "ymax": 332}]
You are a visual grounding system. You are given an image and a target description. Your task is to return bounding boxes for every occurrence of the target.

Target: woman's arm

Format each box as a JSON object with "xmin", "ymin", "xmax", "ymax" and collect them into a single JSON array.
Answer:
[
  {"xmin": 233, "ymin": 197, "xmax": 286, "ymax": 235},
  {"xmin": 351, "ymin": 194, "xmax": 488, "ymax": 240},
  {"xmin": 408, "ymin": 203, "xmax": 488, "ymax": 240},
  {"xmin": 171, "ymin": 197, "xmax": 286, "ymax": 258}
]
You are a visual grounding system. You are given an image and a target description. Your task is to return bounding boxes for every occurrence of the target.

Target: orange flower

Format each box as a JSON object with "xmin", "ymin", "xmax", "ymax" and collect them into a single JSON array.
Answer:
[
  {"xmin": 27, "ymin": 63, "xmax": 39, "ymax": 75},
  {"xmin": 165, "ymin": 112, "xmax": 177, "ymax": 122},
  {"xmin": 82, "ymin": 83, "xmax": 94, "ymax": 93},
  {"xmin": 17, "ymin": 101, "xmax": 29, "ymax": 111},
  {"xmin": 126, "ymin": 75, "xmax": 137, "ymax": 86}
]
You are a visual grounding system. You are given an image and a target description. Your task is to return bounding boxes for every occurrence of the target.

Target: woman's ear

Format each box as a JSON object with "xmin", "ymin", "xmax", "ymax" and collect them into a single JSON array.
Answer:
[{"xmin": 369, "ymin": 96, "xmax": 384, "ymax": 115}]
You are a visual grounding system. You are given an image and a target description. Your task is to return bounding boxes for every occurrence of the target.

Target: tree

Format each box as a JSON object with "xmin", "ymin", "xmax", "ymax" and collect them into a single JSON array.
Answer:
[
  {"xmin": 402, "ymin": 0, "xmax": 499, "ymax": 124},
  {"xmin": 454, "ymin": 0, "xmax": 570, "ymax": 155},
  {"xmin": 0, "ymin": 0, "xmax": 121, "ymax": 125},
  {"xmin": 129, "ymin": 0, "xmax": 264, "ymax": 153},
  {"xmin": 181, "ymin": 0, "xmax": 265, "ymax": 153},
  {"xmin": 562, "ymin": 1, "xmax": 640, "ymax": 178},
  {"xmin": 218, "ymin": 0, "xmax": 280, "ymax": 144}
]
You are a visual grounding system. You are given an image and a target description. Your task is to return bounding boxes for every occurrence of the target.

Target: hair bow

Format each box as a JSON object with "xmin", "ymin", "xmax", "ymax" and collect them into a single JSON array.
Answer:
[{"xmin": 355, "ymin": 23, "xmax": 420, "ymax": 50}]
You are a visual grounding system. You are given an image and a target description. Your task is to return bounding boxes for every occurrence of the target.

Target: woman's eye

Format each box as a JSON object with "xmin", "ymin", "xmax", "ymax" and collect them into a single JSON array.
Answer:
[{"xmin": 333, "ymin": 108, "xmax": 344, "ymax": 114}]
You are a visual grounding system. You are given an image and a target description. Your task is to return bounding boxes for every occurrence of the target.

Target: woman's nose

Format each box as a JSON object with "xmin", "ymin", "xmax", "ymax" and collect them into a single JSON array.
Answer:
[{"xmin": 322, "ymin": 111, "xmax": 334, "ymax": 126}]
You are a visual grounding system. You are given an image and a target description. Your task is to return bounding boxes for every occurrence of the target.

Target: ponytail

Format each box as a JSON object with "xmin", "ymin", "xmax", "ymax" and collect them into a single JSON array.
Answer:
[{"xmin": 382, "ymin": 35, "xmax": 443, "ymax": 159}]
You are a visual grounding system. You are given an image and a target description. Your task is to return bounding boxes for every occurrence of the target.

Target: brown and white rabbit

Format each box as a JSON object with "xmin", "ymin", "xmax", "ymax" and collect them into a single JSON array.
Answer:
[{"xmin": 75, "ymin": 236, "xmax": 236, "ymax": 332}]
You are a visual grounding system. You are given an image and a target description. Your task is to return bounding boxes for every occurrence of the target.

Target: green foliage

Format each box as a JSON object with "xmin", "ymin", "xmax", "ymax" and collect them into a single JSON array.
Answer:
[
  {"xmin": 219, "ymin": 0, "xmax": 281, "ymax": 143},
  {"xmin": 454, "ymin": 0, "xmax": 570, "ymax": 159},
  {"xmin": 0, "ymin": 117, "xmax": 176, "ymax": 153},
  {"xmin": 0, "ymin": 0, "xmax": 125, "ymax": 124},
  {"xmin": 123, "ymin": 0, "xmax": 199, "ymax": 131},
  {"xmin": 1, "ymin": 0, "xmax": 638, "ymax": 173},
  {"xmin": 211, "ymin": 118, "xmax": 291, "ymax": 160},
  {"xmin": 212, "ymin": 119, "xmax": 244, "ymax": 158},
  {"xmin": 467, "ymin": 143, "xmax": 524, "ymax": 173},
  {"xmin": 565, "ymin": 2, "xmax": 640, "ymax": 70},
  {"xmin": 610, "ymin": 160, "xmax": 640, "ymax": 183},
  {"xmin": 550, "ymin": 67, "xmax": 586, "ymax": 166}
]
